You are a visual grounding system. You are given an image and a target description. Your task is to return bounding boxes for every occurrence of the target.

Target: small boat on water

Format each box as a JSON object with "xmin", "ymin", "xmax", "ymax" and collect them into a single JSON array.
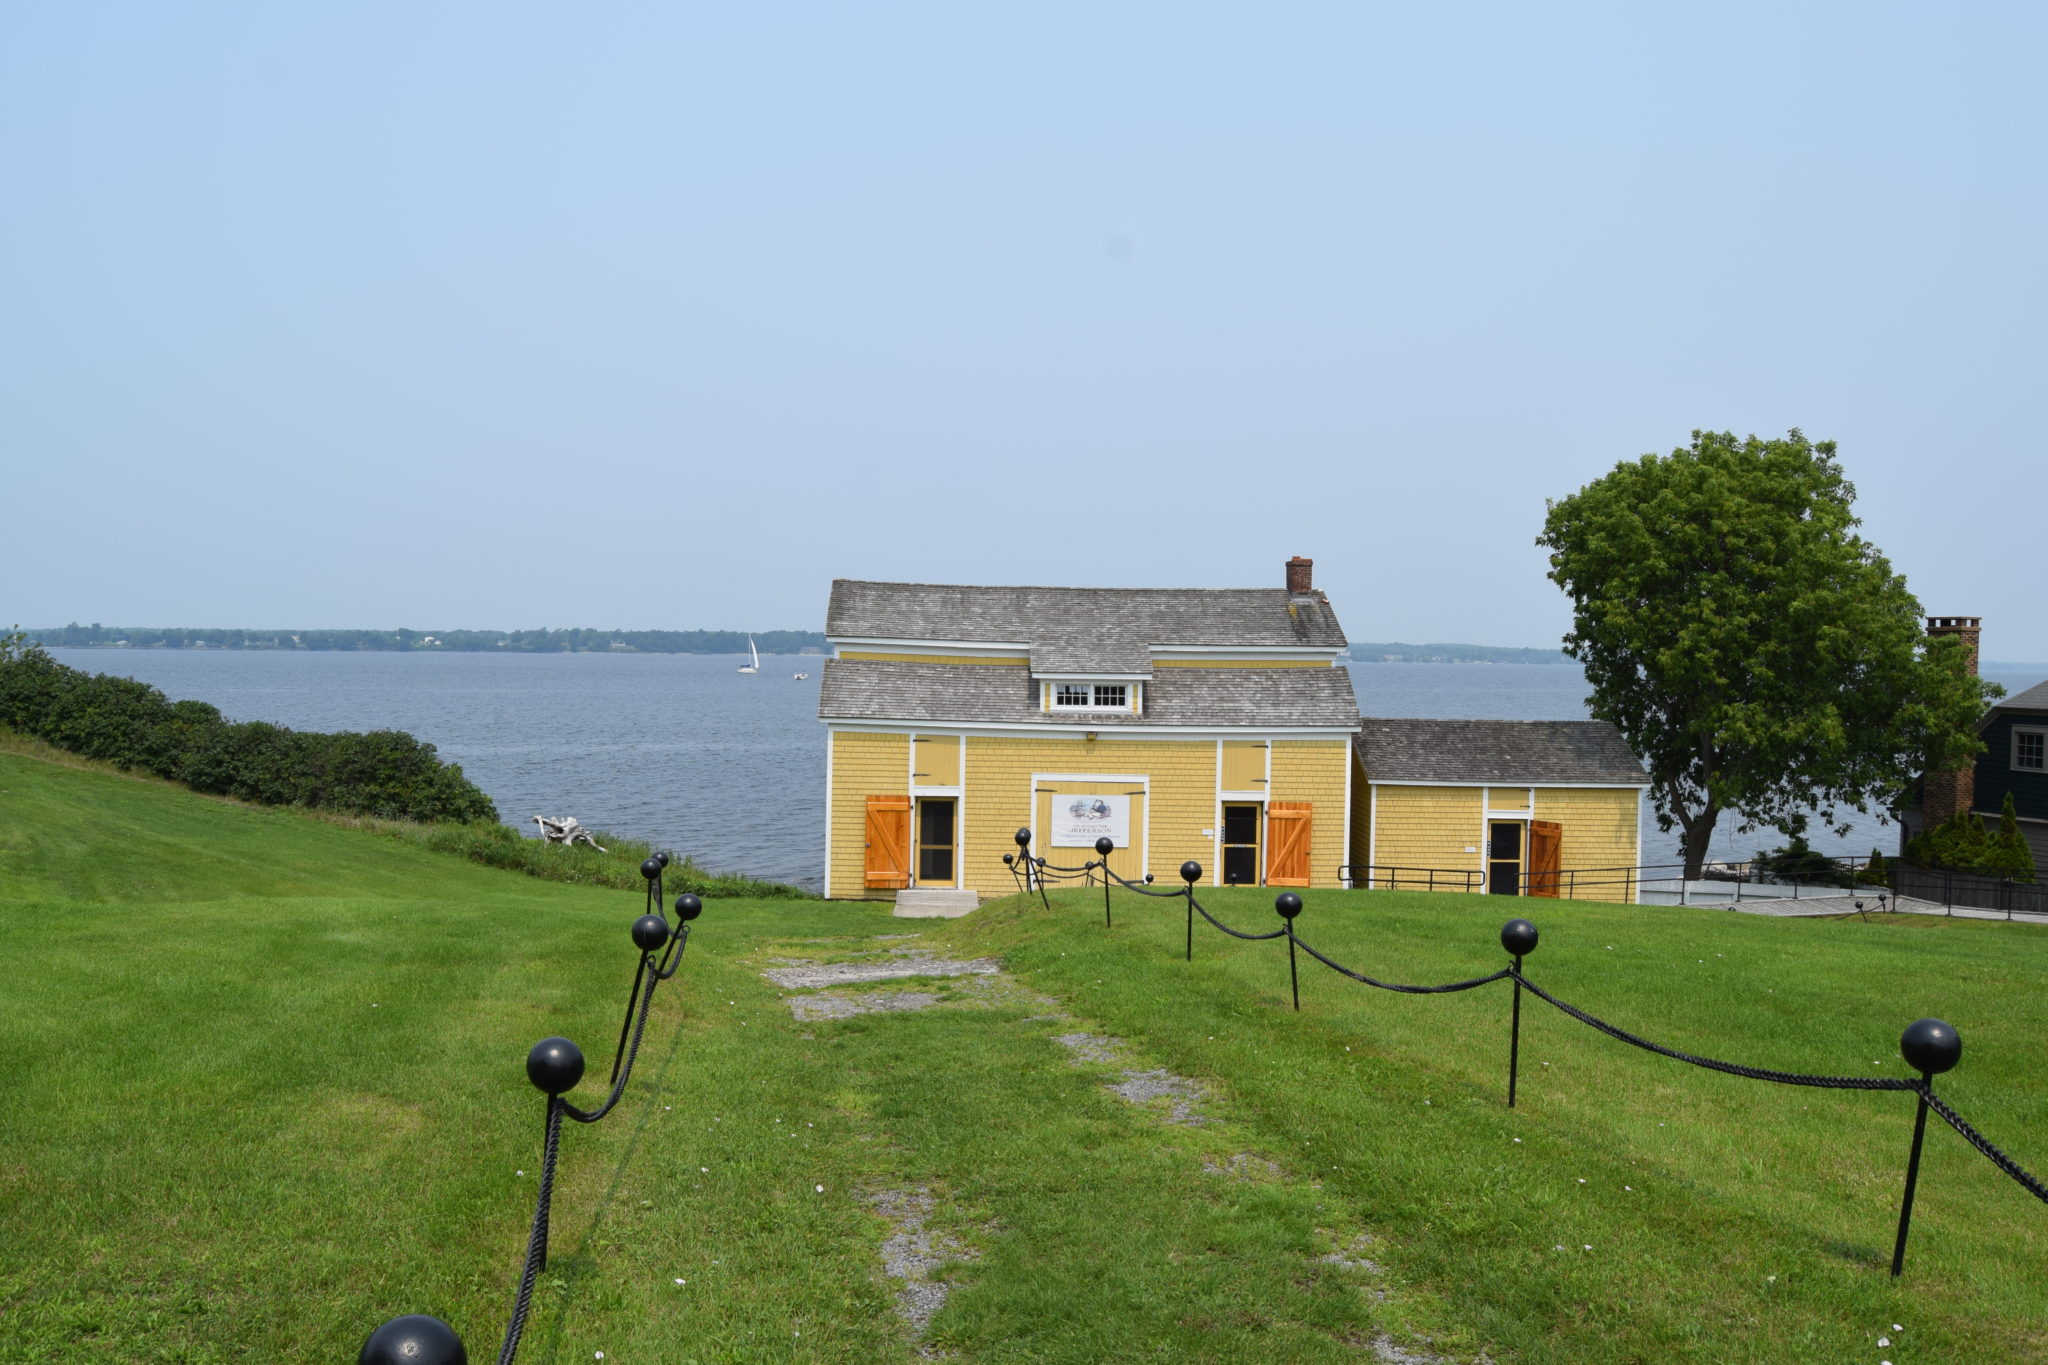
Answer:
[
  {"xmin": 738, "ymin": 636, "xmax": 759, "ymax": 674},
  {"xmin": 792, "ymin": 671, "xmax": 808, "ymax": 680}
]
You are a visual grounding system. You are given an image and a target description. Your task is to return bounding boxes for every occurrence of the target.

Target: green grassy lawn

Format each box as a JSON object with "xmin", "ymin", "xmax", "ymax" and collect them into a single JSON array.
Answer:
[{"xmin": 4, "ymin": 743, "xmax": 2047, "ymax": 1362}]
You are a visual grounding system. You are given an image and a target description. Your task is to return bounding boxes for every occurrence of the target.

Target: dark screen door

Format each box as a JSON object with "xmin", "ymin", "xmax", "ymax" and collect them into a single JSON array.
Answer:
[
  {"xmin": 1487, "ymin": 820, "xmax": 1523, "ymax": 896},
  {"xmin": 917, "ymin": 798, "xmax": 956, "ymax": 884}
]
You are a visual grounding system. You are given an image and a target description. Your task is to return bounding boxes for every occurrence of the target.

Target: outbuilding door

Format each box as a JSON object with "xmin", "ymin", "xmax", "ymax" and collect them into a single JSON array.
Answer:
[
  {"xmin": 1527, "ymin": 820, "xmax": 1562, "ymax": 898},
  {"xmin": 1034, "ymin": 779, "xmax": 1146, "ymax": 883},
  {"xmin": 1486, "ymin": 820, "xmax": 1523, "ymax": 895}
]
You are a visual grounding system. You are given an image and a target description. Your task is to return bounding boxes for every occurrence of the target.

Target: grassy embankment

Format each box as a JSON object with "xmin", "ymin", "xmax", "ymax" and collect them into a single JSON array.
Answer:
[{"xmin": 3, "ymin": 737, "xmax": 2047, "ymax": 1362}]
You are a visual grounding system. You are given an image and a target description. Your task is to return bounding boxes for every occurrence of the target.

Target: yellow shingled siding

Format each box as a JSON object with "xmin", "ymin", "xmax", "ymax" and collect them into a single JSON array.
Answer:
[
  {"xmin": 1267, "ymin": 740, "xmax": 1351, "ymax": 887},
  {"xmin": 827, "ymin": 730, "xmax": 909, "ymax": 900},
  {"xmin": 1530, "ymin": 788, "xmax": 1641, "ymax": 902},
  {"xmin": 1152, "ymin": 658, "xmax": 1334, "ymax": 668},
  {"xmin": 1370, "ymin": 786, "xmax": 1485, "ymax": 888},
  {"xmin": 838, "ymin": 652, "xmax": 1028, "ymax": 665},
  {"xmin": 958, "ymin": 736, "xmax": 1216, "ymax": 893},
  {"xmin": 1348, "ymin": 753, "xmax": 1373, "ymax": 885}
]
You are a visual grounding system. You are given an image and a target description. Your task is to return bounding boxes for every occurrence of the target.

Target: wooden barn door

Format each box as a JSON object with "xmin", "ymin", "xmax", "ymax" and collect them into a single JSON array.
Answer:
[
  {"xmin": 864, "ymin": 795, "xmax": 911, "ymax": 889},
  {"xmin": 1266, "ymin": 801, "xmax": 1313, "ymax": 887},
  {"xmin": 1528, "ymin": 820, "xmax": 1562, "ymax": 898}
]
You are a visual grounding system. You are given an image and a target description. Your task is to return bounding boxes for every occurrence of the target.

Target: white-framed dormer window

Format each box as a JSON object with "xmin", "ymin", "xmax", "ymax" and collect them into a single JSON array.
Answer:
[
  {"xmin": 2016, "ymin": 725, "xmax": 2047, "ymax": 772},
  {"xmin": 1050, "ymin": 682, "xmax": 1134, "ymax": 711}
]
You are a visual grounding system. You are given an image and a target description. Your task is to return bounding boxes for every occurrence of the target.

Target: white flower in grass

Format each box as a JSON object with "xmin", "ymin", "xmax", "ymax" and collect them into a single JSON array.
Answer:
[
  {"xmin": 1577, "ymin": 1178, "xmax": 1586, "ymax": 1184},
  {"xmin": 700, "ymin": 1167, "xmax": 709, "ymax": 1173},
  {"xmin": 1893, "ymin": 1324, "xmax": 1904, "ymax": 1332},
  {"xmin": 815, "ymin": 1184, "xmax": 825, "ymax": 1193},
  {"xmin": 516, "ymin": 1170, "xmax": 525, "ymax": 1177},
  {"xmin": 1878, "ymin": 1338, "xmax": 1890, "ymax": 1348},
  {"xmin": 1554, "ymin": 1244, "xmax": 1566, "ymax": 1251},
  {"xmin": 1766, "ymin": 1275, "xmax": 1776, "ymax": 1283},
  {"xmin": 674, "ymin": 1278, "xmax": 686, "ymax": 1285},
  {"xmin": 1583, "ymin": 1244, "xmax": 1592, "ymax": 1251}
]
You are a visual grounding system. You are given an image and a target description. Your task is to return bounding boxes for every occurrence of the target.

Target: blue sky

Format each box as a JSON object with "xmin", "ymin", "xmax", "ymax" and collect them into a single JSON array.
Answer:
[{"xmin": 4, "ymin": 3, "xmax": 2043, "ymax": 655}]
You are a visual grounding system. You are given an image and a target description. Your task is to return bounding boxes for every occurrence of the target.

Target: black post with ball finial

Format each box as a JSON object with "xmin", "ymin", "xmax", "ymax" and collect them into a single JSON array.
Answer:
[
  {"xmin": 1892, "ymin": 1017, "xmax": 1962, "ymax": 1276},
  {"xmin": 1016, "ymin": 828, "xmax": 1048, "ymax": 909},
  {"xmin": 1180, "ymin": 861, "xmax": 1202, "ymax": 960},
  {"xmin": 1275, "ymin": 893, "xmax": 1304, "ymax": 1010},
  {"xmin": 359, "ymin": 1314, "xmax": 467, "ymax": 1365},
  {"xmin": 1096, "ymin": 837, "xmax": 1115, "ymax": 925},
  {"xmin": 1500, "ymin": 919, "xmax": 1538, "ymax": 1108}
]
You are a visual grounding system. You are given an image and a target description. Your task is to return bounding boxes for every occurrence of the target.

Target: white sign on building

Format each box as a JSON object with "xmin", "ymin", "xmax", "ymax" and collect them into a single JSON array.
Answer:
[{"xmin": 1049, "ymin": 793, "xmax": 1131, "ymax": 848}]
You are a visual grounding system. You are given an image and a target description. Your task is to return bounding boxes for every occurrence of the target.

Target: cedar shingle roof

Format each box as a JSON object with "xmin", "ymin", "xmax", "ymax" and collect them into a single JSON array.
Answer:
[
  {"xmin": 826, "ymin": 579, "xmax": 1348, "ymax": 650},
  {"xmin": 1995, "ymin": 680, "xmax": 2048, "ymax": 714},
  {"xmin": 819, "ymin": 659, "xmax": 1360, "ymax": 728},
  {"xmin": 1355, "ymin": 718, "xmax": 1646, "ymax": 785},
  {"xmin": 1029, "ymin": 639, "xmax": 1153, "ymax": 676}
]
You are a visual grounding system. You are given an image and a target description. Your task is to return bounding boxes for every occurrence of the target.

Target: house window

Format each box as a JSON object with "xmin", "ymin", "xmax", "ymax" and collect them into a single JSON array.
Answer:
[
  {"xmin": 1051, "ymin": 682, "xmax": 1131, "ymax": 710},
  {"xmin": 2017, "ymin": 727, "xmax": 2047, "ymax": 772}
]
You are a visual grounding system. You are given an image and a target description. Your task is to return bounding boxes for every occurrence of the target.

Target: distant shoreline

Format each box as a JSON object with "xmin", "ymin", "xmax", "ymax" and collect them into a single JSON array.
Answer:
[
  {"xmin": 29, "ymin": 628, "xmax": 2045, "ymax": 671},
  {"xmin": 28, "ymin": 625, "xmax": 827, "ymax": 655}
]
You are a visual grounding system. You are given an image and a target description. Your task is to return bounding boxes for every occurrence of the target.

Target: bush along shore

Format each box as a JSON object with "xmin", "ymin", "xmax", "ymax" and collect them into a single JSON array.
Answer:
[
  {"xmin": 0, "ymin": 635, "xmax": 813, "ymax": 898},
  {"xmin": 0, "ymin": 633, "xmax": 496, "ymax": 822}
]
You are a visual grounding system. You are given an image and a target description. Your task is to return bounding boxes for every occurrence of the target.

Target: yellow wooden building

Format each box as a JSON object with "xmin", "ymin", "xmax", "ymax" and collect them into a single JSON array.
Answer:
[
  {"xmin": 1349, "ymin": 718, "xmax": 1649, "ymax": 902},
  {"xmin": 819, "ymin": 558, "xmax": 1360, "ymax": 900}
]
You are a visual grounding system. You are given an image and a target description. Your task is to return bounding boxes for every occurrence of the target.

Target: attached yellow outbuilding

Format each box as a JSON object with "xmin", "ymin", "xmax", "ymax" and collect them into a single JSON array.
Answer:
[{"xmin": 1349, "ymin": 719, "xmax": 1647, "ymax": 902}]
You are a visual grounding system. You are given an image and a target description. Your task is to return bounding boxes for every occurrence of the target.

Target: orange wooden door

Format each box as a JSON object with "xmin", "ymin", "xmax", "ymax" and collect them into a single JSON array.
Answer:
[
  {"xmin": 864, "ymin": 795, "xmax": 912, "ymax": 888},
  {"xmin": 1528, "ymin": 819, "xmax": 1562, "ymax": 898},
  {"xmin": 1266, "ymin": 801, "xmax": 1313, "ymax": 886}
]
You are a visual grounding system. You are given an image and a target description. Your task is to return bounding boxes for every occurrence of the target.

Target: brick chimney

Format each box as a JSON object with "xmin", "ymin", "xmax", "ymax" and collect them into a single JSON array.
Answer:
[
  {"xmin": 1285, "ymin": 556, "xmax": 1314, "ymax": 596},
  {"xmin": 1921, "ymin": 615, "xmax": 1983, "ymax": 826}
]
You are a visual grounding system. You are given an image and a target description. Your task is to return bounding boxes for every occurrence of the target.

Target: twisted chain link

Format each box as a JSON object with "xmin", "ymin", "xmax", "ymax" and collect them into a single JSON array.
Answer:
[
  {"xmin": 1918, "ymin": 1085, "xmax": 2048, "ymax": 1204},
  {"xmin": 495, "ymin": 1098, "xmax": 564, "ymax": 1365},
  {"xmin": 1287, "ymin": 930, "xmax": 1510, "ymax": 993},
  {"xmin": 1508, "ymin": 968, "xmax": 1917, "ymax": 1091}
]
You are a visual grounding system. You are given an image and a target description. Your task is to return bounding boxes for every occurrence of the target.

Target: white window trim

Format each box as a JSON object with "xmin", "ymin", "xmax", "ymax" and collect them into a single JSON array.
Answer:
[
  {"xmin": 1048, "ymin": 681, "xmax": 1134, "ymax": 713},
  {"xmin": 2013, "ymin": 724, "xmax": 2047, "ymax": 773}
]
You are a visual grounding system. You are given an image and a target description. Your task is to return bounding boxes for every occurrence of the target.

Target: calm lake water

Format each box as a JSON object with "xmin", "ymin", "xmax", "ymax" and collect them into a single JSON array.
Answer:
[{"xmin": 47, "ymin": 650, "xmax": 2047, "ymax": 890}]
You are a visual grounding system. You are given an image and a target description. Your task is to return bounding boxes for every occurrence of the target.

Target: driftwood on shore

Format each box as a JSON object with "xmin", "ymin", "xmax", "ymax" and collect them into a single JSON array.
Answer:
[{"xmin": 532, "ymin": 815, "xmax": 605, "ymax": 851}]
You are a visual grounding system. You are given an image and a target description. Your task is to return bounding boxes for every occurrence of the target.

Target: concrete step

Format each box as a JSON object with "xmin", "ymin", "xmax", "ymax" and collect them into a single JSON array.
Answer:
[{"xmin": 892, "ymin": 888, "xmax": 981, "ymax": 919}]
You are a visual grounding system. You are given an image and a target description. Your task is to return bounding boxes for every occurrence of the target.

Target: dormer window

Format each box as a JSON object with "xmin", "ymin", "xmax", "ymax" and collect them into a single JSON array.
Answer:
[{"xmin": 1050, "ymin": 682, "xmax": 1135, "ymax": 711}]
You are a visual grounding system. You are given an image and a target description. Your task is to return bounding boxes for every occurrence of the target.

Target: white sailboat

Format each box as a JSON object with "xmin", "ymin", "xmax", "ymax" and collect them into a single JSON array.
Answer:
[{"xmin": 737, "ymin": 636, "xmax": 759, "ymax": 674}]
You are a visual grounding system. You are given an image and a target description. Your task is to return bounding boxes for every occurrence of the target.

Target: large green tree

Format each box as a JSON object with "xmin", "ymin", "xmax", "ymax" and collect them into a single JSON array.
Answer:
[{"xmin": 1537, "ymin": 429, "xmax": 1993, "ymax": 878}]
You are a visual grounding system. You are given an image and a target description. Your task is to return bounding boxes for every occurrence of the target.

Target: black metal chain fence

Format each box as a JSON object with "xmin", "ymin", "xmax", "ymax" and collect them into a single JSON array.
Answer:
[
  {"xmin": 358, "ymin": 854, "xmax": 706, "ymax": 1365},
  {"xmin": 1003, "ymin": 828, "xmax": 2048, "ymax": 1279}
]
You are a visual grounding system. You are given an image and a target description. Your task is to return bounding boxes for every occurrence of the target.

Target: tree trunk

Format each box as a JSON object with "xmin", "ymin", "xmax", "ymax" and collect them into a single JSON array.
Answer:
[{"xmin": 1679, "ymin": 806, "xmax": 1720, "ymax": 881}]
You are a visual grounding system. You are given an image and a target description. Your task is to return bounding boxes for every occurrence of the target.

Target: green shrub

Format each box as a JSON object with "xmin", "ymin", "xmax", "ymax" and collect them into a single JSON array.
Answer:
[
  {"xmin": 0, "ymin": 632, "xmax": 497, "ymax": 823},
  {"xmin": 1749, "ymin": 836, "xmax": 1855, "ymax": 885},
  {"xmin": 1904, "ymin": 794, "xmax": 2036, "ymax": 883}
]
